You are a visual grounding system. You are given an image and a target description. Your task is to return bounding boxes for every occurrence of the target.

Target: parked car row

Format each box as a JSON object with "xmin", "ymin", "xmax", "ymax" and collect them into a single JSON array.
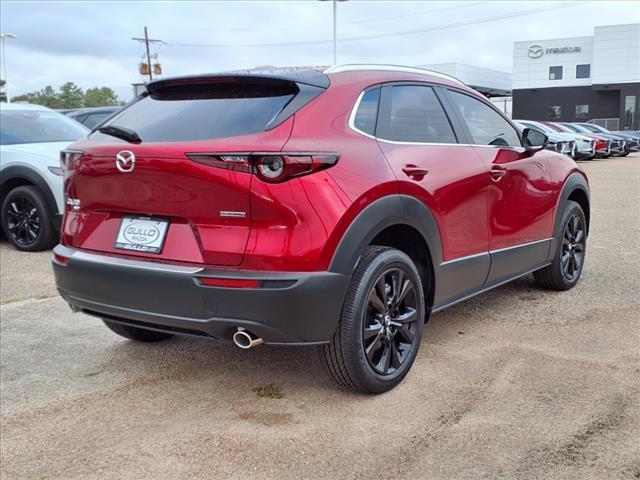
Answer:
[
  {"xmin": 515, "ymin": 119, "xmax": 639, "ymax": 160},
  {"xmin": 64, "ymin": 106, "xmax": 120, "ymax": 129}
]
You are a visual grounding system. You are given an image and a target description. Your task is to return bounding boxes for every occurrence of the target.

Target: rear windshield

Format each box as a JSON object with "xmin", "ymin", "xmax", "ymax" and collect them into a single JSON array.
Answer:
[
  {"xmin": 0, "ymin": 109, "xmax": 88, "ymax": 145},
  {"xmin": 94, "ymin": 81, "xmax": 297, "ymax": 142}
]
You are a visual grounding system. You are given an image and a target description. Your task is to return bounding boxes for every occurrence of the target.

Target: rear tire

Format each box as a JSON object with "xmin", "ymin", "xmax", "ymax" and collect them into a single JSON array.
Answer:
[
  {"xmin": 321, "ymin": 247, "xmax": 425, "ymax": 394},
  {"xmin": 534, "ymin": 200, "xmax": 586, "ymax": 291},
  {"xmin": 1, "ymin": 186, "xmax": 57, "ymax": 252},
  {"xmin": 103, "ymin": 319, "xmax": 173, "ymax": 342}
]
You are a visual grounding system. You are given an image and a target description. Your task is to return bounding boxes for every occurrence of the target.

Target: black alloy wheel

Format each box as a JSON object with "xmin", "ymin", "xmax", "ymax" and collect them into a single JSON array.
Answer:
[
  {"xmin": 321, "ymin": 247, "xmax": 426, "ymax": 393},
  {"xmin": 5, "ymin": 195, "xmax": 41, "ymax": 247},
  {"xmin": 1, "ymin": 185, "xmax": 57, "ymax": 252},
  {"xmin": 363, "ymin": 268, "xmax": 419, "ymax": 376},
  {"xmin": 533, "ymin": 200, "xmax": 586, "ymax": 291},
  {"xmin": 560, "ymin": 213, "xmax": 585, "ymax": 282}
]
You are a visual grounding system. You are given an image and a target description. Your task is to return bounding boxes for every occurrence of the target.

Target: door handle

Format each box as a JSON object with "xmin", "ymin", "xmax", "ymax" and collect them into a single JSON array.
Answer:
[
  {"xmin": 402, "ymin": 165, "xmax": 429, "ymax": 180},
  {"xmin": 489, "ymin": 165, "xmax": 507, "ymax": 181}
]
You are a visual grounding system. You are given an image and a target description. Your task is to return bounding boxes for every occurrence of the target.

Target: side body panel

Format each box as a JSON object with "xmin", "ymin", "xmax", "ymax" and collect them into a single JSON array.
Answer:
[
  {"xmin": 378, "ymin": 143, "xmax": 490, "ymax": 300},
  {"xmin": 472, "ymin": 147, "xmax": 558, "ymax": 282}
]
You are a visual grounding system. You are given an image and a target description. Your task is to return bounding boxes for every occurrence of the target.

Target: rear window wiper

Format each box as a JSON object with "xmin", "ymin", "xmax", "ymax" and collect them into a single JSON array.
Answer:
[{"xmin": 97, "ymin": 125, "xmax": 141, "ymax": 143}]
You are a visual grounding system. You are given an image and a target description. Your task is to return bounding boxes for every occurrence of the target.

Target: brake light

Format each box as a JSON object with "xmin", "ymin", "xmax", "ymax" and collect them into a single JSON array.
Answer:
[
  {"xmin": 60, "ymin": 150, "xmax": 84, "ymax": 172},
  {"xmin": 187, "ymin": 152, "xmax": 339, "ymax": 183}
]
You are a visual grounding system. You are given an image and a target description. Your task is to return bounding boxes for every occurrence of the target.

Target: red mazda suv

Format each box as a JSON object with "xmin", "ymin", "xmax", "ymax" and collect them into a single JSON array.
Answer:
[{"xmin": 52, "ymin": 65, "xmax": 590, "ymax": 393}]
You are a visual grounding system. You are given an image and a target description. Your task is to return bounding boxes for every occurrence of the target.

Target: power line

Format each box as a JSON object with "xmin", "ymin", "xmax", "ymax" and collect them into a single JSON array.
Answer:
[
  {"xmin": 150, "ymin": 2, "xmax": 486, "ymax": 33},
  {"xmin": 164, "ymin": 2, "xmax": 584, "ymax": 49}
]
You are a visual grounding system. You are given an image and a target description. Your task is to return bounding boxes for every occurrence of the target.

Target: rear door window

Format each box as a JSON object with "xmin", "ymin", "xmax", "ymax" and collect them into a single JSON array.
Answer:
[
  {"xmin": 94, "ymin": 81, "xmax": 297, "ymax": 142},
  {"xmin": 447, "ymin": 90, "xmax": 521, "ymax": 147},
  {"xmin": 378, "ymin": 85, "xmax": 457, "ymax": 144}
]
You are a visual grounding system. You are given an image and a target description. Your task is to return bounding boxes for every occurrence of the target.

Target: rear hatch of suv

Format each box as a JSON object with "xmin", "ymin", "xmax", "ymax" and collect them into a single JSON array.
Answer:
[{"xmin": 62, "ymin": 72, "xmax": 328, "ymax": 266}]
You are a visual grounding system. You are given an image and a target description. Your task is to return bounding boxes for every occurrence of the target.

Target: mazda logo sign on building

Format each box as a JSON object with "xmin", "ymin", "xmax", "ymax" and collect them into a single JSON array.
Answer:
[
  {"xmin": 528, "ymin": 44, "xmax": 544, "ymax": 58},
  {"xmin": 116, "ymin": 150, "xmax": 136, "ymax": 173}
]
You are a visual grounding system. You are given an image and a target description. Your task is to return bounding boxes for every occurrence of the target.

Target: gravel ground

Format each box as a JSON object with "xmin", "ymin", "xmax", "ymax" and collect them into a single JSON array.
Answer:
[{"xmin": 1, "ymin": 154, "xmax": 639, "ymax": 480}]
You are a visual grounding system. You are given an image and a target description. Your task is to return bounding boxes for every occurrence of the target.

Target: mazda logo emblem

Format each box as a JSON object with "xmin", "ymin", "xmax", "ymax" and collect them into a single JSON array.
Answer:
[
  {"xmin": 116, "ymin": 150, "xmax": 136, "ymax": 173},
  {"xmin": 527, "ymin": 44, "xmax": 544, "ymax": 59}
]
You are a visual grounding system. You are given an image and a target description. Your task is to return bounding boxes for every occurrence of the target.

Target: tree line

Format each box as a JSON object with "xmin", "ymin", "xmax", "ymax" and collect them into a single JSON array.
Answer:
[{"xmin": 4, "ymin": 82, "xmax": 122, "ymax": 108}]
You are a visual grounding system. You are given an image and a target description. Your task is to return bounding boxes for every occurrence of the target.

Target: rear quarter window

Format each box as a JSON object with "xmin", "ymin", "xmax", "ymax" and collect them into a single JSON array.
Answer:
[{"xmin": 353, "ymin": 87, "xmax": 380, "ymax": 136}]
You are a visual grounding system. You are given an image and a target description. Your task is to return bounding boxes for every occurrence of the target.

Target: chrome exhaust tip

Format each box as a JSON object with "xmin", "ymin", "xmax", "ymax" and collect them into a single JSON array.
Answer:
[{"xmin": 232, "ymin": 327, "xmax": 264, "ymax": 349}]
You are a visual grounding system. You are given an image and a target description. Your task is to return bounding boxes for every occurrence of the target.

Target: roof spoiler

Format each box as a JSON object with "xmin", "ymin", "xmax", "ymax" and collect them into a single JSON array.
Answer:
[{"xmin": 146, "ymin": 70, "xmax": 330, "ymax": 94}]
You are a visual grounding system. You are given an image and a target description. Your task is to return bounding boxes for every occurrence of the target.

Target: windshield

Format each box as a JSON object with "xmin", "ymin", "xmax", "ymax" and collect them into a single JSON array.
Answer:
[
  {"xmin": 0, "ymin": 109, "xmax": 88, "ymax": 145},
  {"xmin": 519, "ymin": 121, "xmax": 555, "ymax": 135},
  {"xmin": 580, "ymin": 124, "xmax": 605, "ymax": 133},
  {"xmin": 94, "ymin": 81, "xmax": 297, "ymax": 142},
  {"xmin": 561, "ymin": 124, "xmax": 586, "ymax": 133}
]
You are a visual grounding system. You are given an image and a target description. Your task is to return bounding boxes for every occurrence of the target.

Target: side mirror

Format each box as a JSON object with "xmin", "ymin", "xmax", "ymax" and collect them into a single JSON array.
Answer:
[{"xmin": 522, "ymin": 127, "xmax": 548, "ymax": 152}]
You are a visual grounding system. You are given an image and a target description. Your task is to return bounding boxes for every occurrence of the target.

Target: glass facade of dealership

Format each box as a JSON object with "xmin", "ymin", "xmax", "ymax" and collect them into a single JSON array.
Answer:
[{"xmin": 512, "ymin": 23, "xmax": 640, "ymax": 130}]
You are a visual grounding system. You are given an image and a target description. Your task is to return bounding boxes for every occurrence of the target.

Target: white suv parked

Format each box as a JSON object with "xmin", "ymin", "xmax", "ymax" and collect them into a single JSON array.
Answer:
[{"xmin": 0, "ymin": 103, "xmax": 88, "ymax": 251}]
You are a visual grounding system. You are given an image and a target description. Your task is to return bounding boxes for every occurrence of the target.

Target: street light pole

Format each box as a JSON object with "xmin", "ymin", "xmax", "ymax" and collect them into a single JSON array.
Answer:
[
  {"xmin": 1, "ymin": 33, "xmax": 17, "ymax": 103},
  {"xmin": 332, "ymin": 0, "xmax": 337, "ymax": 65},
  {"xmin": 319, "ymin": 0, "xmax": 346, "ymax": 65}
]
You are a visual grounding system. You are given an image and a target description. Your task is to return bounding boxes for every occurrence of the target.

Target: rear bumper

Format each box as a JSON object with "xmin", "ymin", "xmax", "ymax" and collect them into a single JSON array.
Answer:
[{"xmin": 52, "ymin": 245, "xmax": 349, "ymax": 345}]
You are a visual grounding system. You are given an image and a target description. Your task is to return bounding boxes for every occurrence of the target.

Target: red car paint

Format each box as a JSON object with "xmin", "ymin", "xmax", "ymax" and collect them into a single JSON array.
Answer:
[{"xmin": 62, "ymin": 69, "xmax": 585, "ymax": 275}]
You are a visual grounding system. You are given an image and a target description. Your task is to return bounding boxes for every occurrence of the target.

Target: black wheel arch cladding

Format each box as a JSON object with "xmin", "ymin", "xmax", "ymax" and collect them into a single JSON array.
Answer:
[
  {"xmin": 328, "ymin": 195, "xmax": 442, "ymax": 277},
  {"xmin": 0, "ymin": 165, "xmax": 60, "ymax": 216}
]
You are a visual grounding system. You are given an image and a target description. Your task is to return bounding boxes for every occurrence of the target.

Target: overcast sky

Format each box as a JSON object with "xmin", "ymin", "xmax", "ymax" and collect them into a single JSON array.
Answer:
[{"xmin": 2, "ymin": 0, "xmax": 639, "ymax": 101}]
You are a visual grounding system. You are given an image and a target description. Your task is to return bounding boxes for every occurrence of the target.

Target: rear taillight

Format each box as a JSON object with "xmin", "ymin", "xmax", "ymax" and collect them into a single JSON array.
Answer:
[
  {"xmin": 60, "ymin": 150, "xmax": 84, "ymax": 173},
  {"xmin": 187, "ymin": 152, "xmax": 339, "ymax": 183}
]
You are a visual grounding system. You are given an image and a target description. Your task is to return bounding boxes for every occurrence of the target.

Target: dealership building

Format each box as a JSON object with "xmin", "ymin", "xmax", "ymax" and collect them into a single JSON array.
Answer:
[{"xmin": 512, "ymin": 23, "xmax": 640, "ymax": 130}]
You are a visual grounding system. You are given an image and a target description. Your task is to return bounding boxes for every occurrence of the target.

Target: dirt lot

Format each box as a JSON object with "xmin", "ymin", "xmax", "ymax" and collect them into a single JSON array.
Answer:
[{"xmin": 1, "ymin": 155, "xmax": 639, "ymax": 480}]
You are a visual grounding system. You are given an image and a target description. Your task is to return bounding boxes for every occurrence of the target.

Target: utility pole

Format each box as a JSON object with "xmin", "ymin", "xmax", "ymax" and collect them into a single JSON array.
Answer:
[
  {"xmin": 1, "ymin": 33, "xmax": 17, "ymax": 103},
  {"xmin": 144, "ymin": 27, "xmax": 152, "ymax": 81},
  {"xmin": 132, "ymin": 27, "xmax": 165, "ymax": 82}
]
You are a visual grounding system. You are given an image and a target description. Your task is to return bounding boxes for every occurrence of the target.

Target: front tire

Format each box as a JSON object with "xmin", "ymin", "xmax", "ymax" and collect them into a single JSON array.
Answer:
[
  {"xmin": 534, "ymin": 200, "xmax": 586, "ymax": 290},
  {"xmin": 103, "ymin": 319, "xmax": 173, "ymax": 342},
  {"xmin": 1, "ymin": 186, "xmax": 57, "ymax": 252},
  {"xmin": 321, "ymin": 247, "xmax": 425, "ymax": 394}
]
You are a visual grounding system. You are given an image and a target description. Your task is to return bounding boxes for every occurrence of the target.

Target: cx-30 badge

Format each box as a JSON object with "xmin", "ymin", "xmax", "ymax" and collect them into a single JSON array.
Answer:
[{"xmin": 116, "ymin": 150, "xmax": 136, "ymax": 173}]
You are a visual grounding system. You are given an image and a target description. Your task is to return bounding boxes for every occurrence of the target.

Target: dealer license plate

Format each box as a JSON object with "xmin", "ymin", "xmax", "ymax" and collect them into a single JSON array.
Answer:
[{"xmin": 114, "ymin": 217, "xmax": 169, "ymax": 254}]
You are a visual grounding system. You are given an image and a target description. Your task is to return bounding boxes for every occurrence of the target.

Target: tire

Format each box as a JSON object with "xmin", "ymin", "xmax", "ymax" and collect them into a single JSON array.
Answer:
[
  {"xmin": 103, "ymin": 319, "xmax": 173, "ymax": 342},
  {"xmin": 321, "ymin": 247, "xmax": 426, "ymax": 394},
  {"xmin": 533, "ymin": 200, "xmax": 586, "ymax": 291},
  {"xmin": 1, "ymin": 185, "xmax": 57, "ymax": 252}
]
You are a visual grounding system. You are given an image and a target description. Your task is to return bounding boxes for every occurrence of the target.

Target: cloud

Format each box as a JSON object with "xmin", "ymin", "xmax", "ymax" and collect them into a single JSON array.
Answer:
[{"xmin": 2, "ymin": 0, "xmax": 638, "ymax": 101}]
